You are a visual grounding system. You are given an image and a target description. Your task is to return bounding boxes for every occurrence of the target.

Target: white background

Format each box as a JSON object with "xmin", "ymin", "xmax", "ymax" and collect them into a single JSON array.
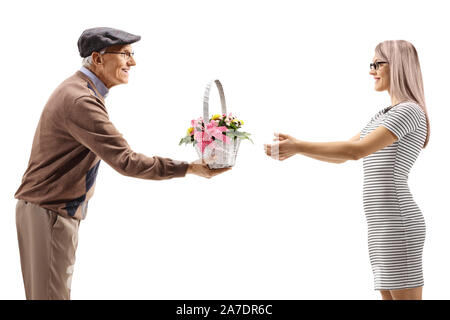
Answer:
[{"xmin": 1, "ymin": 0, "xmax": 449, "ymax": 300}]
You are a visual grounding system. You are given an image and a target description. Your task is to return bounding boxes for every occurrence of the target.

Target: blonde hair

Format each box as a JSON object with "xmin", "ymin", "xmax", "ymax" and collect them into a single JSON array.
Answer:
[{"xmin": 375, "ymin": 40, "xmax": 430, "ymax": 148}]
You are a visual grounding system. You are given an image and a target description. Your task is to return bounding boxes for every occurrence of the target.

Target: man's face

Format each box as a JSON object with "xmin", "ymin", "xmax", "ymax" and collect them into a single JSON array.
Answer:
[{"xmin": 96, "ymin": 44, "xmax": 136, "ymax": 88}]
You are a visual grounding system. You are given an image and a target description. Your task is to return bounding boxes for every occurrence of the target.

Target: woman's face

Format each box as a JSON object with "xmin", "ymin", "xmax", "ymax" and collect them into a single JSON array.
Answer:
[{"xmin": 369, "ymin": 56, "xmax": 390, "ymax": 92}]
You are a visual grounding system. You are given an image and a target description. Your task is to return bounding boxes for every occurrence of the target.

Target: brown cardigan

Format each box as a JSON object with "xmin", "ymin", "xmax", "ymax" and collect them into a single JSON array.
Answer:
[{"xmin": 15, "ymin": 71, "xmax": 188, "ymax": 219}]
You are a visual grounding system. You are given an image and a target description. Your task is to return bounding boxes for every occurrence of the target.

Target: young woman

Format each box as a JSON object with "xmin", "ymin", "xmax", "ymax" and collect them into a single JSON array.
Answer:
[{"xmin": 264, "ymin": 40, "xmax": 430, "ymax": 300}]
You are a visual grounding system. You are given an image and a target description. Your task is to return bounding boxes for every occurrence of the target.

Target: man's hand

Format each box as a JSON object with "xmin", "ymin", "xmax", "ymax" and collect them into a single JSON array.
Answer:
[{"xmin": 187, "ymin": 159, "xmax": 231, "ymax": 178}]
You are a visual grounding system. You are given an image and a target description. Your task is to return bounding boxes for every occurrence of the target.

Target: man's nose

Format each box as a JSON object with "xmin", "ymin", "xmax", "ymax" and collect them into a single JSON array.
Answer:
[{"xmin": 128, "ymin": 56, "xmax": 136, "ymax": 66}]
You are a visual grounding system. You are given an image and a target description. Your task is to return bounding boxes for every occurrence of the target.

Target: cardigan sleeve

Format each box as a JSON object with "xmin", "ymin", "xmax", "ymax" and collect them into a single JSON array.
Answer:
[{"xmin": 65, "ymin": 95, "xmax": 188, "ymax": 180}]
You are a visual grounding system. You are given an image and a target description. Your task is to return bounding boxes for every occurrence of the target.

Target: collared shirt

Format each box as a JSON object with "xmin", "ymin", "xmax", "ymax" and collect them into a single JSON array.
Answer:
[{"xmin": 80, "ymin": 66, "xmax": 109, "ymax": 98}]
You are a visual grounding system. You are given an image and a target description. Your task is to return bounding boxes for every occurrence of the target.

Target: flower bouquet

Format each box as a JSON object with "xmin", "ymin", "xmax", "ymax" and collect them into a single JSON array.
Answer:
[{"xmin": 179, "ymin": 80, "xmax": 252, "ymax": 169}]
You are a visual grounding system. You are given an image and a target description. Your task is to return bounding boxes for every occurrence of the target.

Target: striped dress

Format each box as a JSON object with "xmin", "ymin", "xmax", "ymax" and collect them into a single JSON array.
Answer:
[{"xmin": 360, "ymin": 102, "xmax": 427, "ymax": 290}]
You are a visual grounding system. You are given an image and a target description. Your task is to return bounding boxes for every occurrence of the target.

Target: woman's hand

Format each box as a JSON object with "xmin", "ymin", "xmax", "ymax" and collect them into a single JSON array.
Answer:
[
  {"xmin": 187, "ymin": 159, "xmax": 231, "ymax": 178},
  {"xmin": 264, "ymin": 133, "xmax": 300, "ymax": 161}
]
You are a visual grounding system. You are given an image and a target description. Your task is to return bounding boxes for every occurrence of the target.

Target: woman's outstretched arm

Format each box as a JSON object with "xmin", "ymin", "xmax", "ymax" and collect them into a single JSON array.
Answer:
[
  {"xmin": 294, "ymin": 132, "xmax": 361, "ymax": 164},
  {"xmin": 264, "ymin": 127, "xmax": 397, "ymax": 162}
]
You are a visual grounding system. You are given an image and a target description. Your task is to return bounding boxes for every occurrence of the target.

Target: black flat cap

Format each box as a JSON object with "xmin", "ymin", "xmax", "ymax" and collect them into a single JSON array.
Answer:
[{"xmin": 78, "ymin": 27, "xmax": 141, "ymax": 58}]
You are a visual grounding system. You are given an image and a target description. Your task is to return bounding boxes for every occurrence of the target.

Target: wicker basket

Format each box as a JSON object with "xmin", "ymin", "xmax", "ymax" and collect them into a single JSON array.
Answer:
[{"xmin": 195, "ymin": 80, "xmax": 241, "ymax": 169}]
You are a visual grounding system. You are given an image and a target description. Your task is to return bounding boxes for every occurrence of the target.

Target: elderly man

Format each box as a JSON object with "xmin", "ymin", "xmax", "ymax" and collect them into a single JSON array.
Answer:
[{"xmin": 14, "ymin": 27, "xmax": 228, "ymax": 300}]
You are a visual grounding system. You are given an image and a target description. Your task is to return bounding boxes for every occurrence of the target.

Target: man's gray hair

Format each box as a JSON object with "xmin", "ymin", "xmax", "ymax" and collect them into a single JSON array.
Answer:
[{"xmin": 82, "ymin": 49, "xmax": 106, "ymax": 67}]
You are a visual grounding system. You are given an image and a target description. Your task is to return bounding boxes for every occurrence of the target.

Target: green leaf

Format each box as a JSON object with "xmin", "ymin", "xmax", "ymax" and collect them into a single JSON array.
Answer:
[
  {"xmin": 179, "ymin": 136, "xmax": 195, "ymax": 146},
  {"xmin": 224, "ymin": 130, "xmax": 254, "ymax": 144}
]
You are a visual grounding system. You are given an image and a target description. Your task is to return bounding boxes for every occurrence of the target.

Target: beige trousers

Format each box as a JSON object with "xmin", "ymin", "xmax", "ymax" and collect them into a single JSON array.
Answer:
[{"xmin": 16, "ymin": 200, "xmax": 80, "ymax": 300}]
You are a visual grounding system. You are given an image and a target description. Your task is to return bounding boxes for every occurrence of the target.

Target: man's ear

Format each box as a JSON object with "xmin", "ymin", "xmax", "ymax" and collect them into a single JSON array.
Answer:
[{"xmin": 92, "ymin": 52, "xmax": 103, "ymax": 65}]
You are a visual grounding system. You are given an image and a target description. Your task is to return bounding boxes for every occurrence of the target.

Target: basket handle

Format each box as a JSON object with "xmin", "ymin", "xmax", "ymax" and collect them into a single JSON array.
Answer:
[{"xmin": 203, "ymin": 80, "xmax": 227, "ymax": 122}]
